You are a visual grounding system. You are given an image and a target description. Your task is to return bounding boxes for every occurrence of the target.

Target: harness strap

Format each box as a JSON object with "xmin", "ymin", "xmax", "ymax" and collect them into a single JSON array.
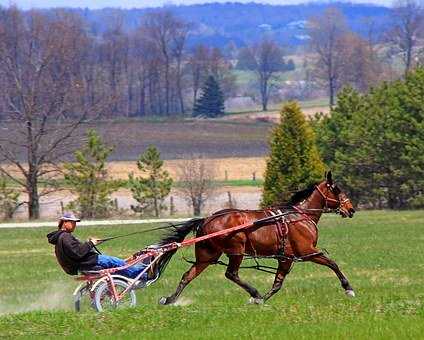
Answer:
[
  {"xmin": 292, "ymin": 206, "xmax": 317, "ymax": 227},
  {"xmin": 267, "ymin": 209, "xmax": 289, "ymax": 255},
  {"xmin": 315, "ymin": 185, "xmax": 339, "ymax": 204}
]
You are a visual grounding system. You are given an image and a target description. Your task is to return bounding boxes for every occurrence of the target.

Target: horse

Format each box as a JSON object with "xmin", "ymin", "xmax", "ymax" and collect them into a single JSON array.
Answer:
[{"xmin": 157, "ymin": 171, "xmax": 356, "ymax": 305}]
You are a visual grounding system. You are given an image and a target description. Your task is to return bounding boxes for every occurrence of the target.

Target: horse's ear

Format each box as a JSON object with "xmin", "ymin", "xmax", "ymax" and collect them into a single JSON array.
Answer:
[{"xmin": 326, "ymin": 171, "xmax": 333, "ymax": 184}]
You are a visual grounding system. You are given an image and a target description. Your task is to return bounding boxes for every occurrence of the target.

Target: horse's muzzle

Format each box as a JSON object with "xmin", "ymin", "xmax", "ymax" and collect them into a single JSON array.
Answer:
[{"xmin": 340, "ymin": 207, "xmax": 355, "ymax": 218}]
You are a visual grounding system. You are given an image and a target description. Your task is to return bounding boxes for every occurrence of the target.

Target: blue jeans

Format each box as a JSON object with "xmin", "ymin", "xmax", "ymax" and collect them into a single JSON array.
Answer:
[{"xmin": 97, "ymin": 255, "xmax": 148, "ymax": 280}]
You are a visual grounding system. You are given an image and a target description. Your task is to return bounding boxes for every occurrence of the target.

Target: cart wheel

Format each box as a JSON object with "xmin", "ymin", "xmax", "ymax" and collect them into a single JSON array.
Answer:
[
  {"xmin": 74, "ymin": 284, "xmax": 95, "ymax": 312},
  {"xmin": 93, "ymin": 279, "xmax": 136, "ymax": 312}
]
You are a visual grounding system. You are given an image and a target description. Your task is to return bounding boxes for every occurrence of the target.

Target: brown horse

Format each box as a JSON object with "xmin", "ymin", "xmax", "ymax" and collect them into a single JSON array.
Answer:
[{"xmin": 158, "ymin": 171, "xmax": 356, "ymax": 305}]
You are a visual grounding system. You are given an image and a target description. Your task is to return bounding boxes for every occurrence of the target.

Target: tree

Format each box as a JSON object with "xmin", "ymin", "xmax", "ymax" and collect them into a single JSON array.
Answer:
[
  {"xmin": 312, "ymin": 87, "xmax": 370, "ymax": 205},
  {"xmin": 308, "ymin": 7, "xmax": 349, "ymax": 107},
  {"xmin": 99, "ymin": 18, "xmax": 129, "ymax": 116},
  {"xmin": 261, "ymin": 101, "xmax": 325, "ymax": 207},
  {"xmin": 178, "ymin": 156, "xmax": 217, "ymax": 216},
  {"xmin": 64, "ymin": 130, "xmax": 121, "ymax": 219},
  {"xmin": 0, "ymin": 8, "xmax": 110, "ymax": 219},
  {"xmin": 188, "ymin": 44, "xmax": 211, "ymax": 106},
  {"xmin": 139, "ymin": 10, "xmax": 189, "ymax": 116},
  {"xmin": 192, "ymin": 76, "xmax": 225, "ymax": 117},
  {"xmin": 314, "ymin": 68, "xmax": 424, "ymax": 209},
  {"xmin": 387, "ymin": 0, "xmax": 424, "ymax": 74},
  {"xmin": 237, "ymin": 39, "xmax": 287, "ymax": 111},
  {"xmin": 339, "ymin": 32, "xmax": 383, "ymax": 92},
  {"xmin": 128, "ymin": 146, "xmax": 173, "ymax": 217},
  {"xmin": 0, "ymin": 176, "xmax": 20, "ymax": 220}
]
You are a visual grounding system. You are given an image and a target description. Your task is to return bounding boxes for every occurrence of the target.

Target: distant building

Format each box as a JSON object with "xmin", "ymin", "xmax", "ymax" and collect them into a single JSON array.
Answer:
[{"xmin": 258, "ymin": 24, "xmax": 272, "ymax": 31}]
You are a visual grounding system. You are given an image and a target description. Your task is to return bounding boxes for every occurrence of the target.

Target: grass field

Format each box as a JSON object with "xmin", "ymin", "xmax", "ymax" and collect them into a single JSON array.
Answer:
[{"xmin": 1, "ymin": 210, "xmax": 424, "ymax": 338}]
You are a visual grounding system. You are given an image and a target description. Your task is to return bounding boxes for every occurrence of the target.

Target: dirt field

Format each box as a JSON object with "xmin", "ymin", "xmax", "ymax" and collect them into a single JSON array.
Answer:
[
  {"xmin": 108, "ymin": 156, "xmax": 267, "ymax": 180},
  {"xmin": 221, "ymin": 105, "xmax": 330, "ymax": 124},
  {"xmin": 0, "ymin": 105, "xmax": 327, "ymax": 162},
  {"xmin": 95, "ymin": 119, "xmax": 272, "ymax": 161}
]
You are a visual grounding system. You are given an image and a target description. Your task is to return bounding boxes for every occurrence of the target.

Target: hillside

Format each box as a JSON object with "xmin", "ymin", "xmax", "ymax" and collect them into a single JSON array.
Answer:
[{"xmin": 72, "ymin": 2, "xmax": 391, "ymax": 48}]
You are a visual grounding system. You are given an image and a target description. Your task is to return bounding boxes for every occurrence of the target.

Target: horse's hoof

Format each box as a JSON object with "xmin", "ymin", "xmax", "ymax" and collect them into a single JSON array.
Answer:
[
  {"xmin": 248, "ymin": 297, "xmax": 264, "ymax": 305},
  {"xmin": 158, "ymin": 296, "xmax": 168, "ymax": 305},
  {"xmin": 345, "ymin": 290, "xmax": 355, "ymax": 298}
]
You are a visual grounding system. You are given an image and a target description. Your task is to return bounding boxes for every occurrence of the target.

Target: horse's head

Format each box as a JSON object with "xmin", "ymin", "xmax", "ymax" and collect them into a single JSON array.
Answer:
[{"xmin": 316, "ymin": 171, "xmax": 355, "ymax": 218}]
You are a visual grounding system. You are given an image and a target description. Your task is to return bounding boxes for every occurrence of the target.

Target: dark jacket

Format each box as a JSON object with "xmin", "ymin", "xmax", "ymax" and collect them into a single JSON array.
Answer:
[{"xmin": 47, "ymin": 230, "xmax": 98, "ymax": 275}]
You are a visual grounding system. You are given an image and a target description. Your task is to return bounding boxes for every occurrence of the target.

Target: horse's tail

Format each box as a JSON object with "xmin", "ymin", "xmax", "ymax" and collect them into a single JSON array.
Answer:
[{"xmin": 154, "ymin": 218, "xmax": 205, "ymax": 278}]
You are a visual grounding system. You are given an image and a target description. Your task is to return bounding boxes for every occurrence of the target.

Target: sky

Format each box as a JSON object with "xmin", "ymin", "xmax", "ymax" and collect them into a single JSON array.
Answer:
[{"xmin": 0, "ymin": 0, "xmax": 393, "ymax": 9}]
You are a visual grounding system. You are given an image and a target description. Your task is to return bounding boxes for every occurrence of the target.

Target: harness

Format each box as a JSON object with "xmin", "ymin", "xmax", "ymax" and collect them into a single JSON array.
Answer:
[{"xmin": 265, "ymin": 209, "xmax": 289, "ymax": 256}]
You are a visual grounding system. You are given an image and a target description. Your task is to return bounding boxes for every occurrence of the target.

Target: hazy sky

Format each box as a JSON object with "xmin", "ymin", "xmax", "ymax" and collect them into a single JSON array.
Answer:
[{"xmin": 0, "ymin": 0, "xmax": 392, "ymax": 9}]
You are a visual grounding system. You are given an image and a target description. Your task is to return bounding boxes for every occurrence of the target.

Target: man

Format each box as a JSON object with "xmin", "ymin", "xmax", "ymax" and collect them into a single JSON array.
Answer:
[{"xmin": 47, "ymin": 213, "xmax": 149, "ymax": 279}]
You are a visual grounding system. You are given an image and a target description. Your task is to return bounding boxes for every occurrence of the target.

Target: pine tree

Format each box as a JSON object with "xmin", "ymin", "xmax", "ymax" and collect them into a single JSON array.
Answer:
[
  {"xmin": 0, "ymin": 176, "xmax": 20, "ymax": 220},
  {"xmin": 64, "ymin": 129, "xmax": 122, "ymax": 219},
  {"xmin": 128, "ymin": 145, "xmax": 173, "ymax": 217},
  {"xmin": 314, "ymin": 68, "xmax": 424, "ymax": 209},
  {"xmin": 192, "ymin": 75, "xmax": 225, "ymax": 117},
  {"xmin": 261, "ymin": 101, "xmax": 325, "ymax": 207}
]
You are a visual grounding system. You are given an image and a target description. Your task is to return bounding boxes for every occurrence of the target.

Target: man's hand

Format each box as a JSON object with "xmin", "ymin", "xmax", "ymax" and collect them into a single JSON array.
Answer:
[{"xmin": 89, "ymin": 238, "xmax": 102, "ymax": 246}]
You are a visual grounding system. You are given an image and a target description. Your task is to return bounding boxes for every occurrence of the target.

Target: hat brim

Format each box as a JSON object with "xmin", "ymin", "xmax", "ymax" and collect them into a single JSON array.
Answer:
[{"xmin": 60, "ymin": 217, "xmax": 81, "ymax": 222}]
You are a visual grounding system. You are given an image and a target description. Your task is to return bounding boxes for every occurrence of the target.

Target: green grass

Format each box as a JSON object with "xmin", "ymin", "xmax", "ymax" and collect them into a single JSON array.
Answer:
[
  {"xmin": 1, "ymin": 210, "xmax": 424, "ymax": 338},
  {"xmin": 215, "ymin": 179, "xmax": 263, "ymax": 187}
]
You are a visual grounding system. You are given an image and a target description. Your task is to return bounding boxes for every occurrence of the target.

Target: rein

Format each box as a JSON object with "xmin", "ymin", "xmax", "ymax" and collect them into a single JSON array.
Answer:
[{"xmin": 97, "ymin": 220, "xmax": 193, "ymax": 244}]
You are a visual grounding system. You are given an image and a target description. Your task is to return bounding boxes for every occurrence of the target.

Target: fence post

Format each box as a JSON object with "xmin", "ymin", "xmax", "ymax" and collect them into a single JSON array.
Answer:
[
  {"xmin": 227, "ymin": 191, "xmax": 233, "ymax": 208},
  {"xmin": 225, "ymin": 170, "xmax": 228, "ymax": 181},
  {"xmin": 60, "ymin": 201, "xmax": 64, "ymax": 214},
  {"xmin": 170, "ymin": 196, "xmax": 175, "ymax": 216},
  {"xmin": 114, "ymin": 198, "xmax": 118, "ymax": 210},
  {"xmin": 252, "ymin": 171, "xmax": 256, "ymax": 181}
]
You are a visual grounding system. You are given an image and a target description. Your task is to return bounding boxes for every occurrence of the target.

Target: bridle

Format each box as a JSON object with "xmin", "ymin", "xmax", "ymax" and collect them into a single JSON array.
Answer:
[{"xmin": 314, "ymin": 184, "xmax": 351, "ymax": 213}]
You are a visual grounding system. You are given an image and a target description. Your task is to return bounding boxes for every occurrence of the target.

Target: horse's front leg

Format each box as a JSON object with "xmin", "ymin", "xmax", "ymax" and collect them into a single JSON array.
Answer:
[
  {"xmin": 225, "ymin": 254, "xmax": 263, "ymax": 303},
  {"xmin": 262, "ymin": 259, "xmax": 293, "ymax": 302},
  {"xmin": 309, "ymin": 254, "xmax": 355, "ymax": 297}
]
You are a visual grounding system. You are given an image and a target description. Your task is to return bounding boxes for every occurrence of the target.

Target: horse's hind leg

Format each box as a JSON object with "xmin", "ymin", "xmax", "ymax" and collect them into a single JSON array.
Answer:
[
  {"xmin": 309, "ymin": 254, "xmax": 355, "ymax": 297},
  {"xmin": 225, "ymin": 255, "xmax": 263, "ymax": 303},
  {"xmin": 262, "ymin": 260, "xmax": 293, "ymax": 302},
  {"xmin": 159, "ymin": 247, "xmax": 221, "ymax": 305}
]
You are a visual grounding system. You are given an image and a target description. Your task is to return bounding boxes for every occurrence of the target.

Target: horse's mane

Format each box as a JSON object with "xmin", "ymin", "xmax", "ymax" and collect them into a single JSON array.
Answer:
[{"xmin": 275, "ymin": 182, "xmax": 318, "ymax": 207}]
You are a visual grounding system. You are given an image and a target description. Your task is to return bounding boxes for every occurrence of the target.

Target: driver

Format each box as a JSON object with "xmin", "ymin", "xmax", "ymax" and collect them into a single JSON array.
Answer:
[{"xmin": 47, "ymin": 213, "xmax": 150, "ymax": 279}]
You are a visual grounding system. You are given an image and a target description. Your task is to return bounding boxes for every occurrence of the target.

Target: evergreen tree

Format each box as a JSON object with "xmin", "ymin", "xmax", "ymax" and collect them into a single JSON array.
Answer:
[
  {"xmin": 312, "ymin": 87, "xmax": 370, "ymax": 205},
  {"xmin": 0, "ymin": 176, "xmax": 20, "ymax": 220},
  {"xmin": 128, "ymin": 145, "xmax": 173, "ymax": 217},
  {"xmin": 192, "ymin": 75, "xmax": 225, "ymax": 118},
  {"xmin": 262, "ymin": 101, "xmax": 325, "ymax": 207},
  {"xmin": 64, "ymin": 129, "xmax": 122, "ymax": 219},
  {"xmin": 315, "ymin": 68, "xmax": 424, "ymax": 209}
]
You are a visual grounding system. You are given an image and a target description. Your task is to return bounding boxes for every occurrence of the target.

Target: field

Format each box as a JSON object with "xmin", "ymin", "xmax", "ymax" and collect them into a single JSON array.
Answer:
[
  {"xmin": 1, "ymin": 210, "xmax": 424, "ymax": 338},
  {"xmin": 108, "ymin": 157, "xmax": 267, "ymax": 181},
  {"xmin": 1, "ymin": 98, "xmax": 329, "ymax": 163}
]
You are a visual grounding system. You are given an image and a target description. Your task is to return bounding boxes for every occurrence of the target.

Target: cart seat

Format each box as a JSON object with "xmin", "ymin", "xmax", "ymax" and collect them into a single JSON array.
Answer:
[{"xmin": 79, "ymin": 265, "xmax": 103, "ymax": 275}]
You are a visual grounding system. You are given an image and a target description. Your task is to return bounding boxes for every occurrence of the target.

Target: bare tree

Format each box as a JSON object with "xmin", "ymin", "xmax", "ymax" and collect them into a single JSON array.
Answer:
[
  {"xmin": 250, "ymin": 39, "xmax": 285, "ymax": 111},
  {"xmin": 139, "ymin": 10, "xmax": 189, "ymax": 116},
  {"xmin": 308, "ymin": 7, "xmax": 349, "ymax": 107},
  {"xmin": 339, "ymin": 32, "xmax": 383, "ymax": 92},
  {"xmin": 387, "ymin": 0, "xmax": 424, "ymax": 74},
  {"xmin": 171, "ymin": 20, "xmax": 190, "ymax": 114},
  {"xmin": 188, "ymin": 44, "xmax": 210, "ymax": 105},
  {"xmin": 177, "ymin": 156, "xmax": 217, "ymax": 216},
  {"xmin": 187, "ymin": 45, "xmax": 235, "ymax": 111},
  {"xmin": 99, "ymin": 18, "xmax": 129, "ymax": 116},
  {"xmin": 0, "ymin": 8, "xmax": 110, "ymax": 219}
]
